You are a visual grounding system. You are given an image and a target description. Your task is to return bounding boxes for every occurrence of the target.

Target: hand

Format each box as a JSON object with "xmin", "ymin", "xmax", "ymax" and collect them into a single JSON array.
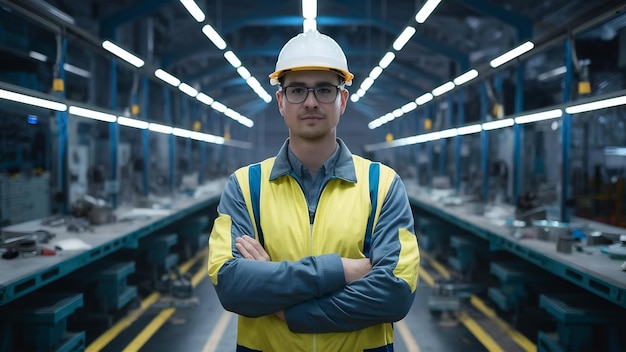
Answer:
[
  {"xmin": 235, "ymin": 235, "xmax": 271, "ymax": 261},
  {"xmin": 341, "ymin": 258, "xmax": 372, "ymax": 283}
]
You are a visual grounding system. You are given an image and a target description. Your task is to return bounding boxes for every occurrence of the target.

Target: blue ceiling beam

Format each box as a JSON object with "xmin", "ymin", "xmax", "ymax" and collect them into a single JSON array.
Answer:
[
  {"xmin": 455, "ymin": 0, "xmax": 533, "ymax": 40},
  {"xmin": 99, "ymin": 0, "xmax": 173, "ymax": 38}
]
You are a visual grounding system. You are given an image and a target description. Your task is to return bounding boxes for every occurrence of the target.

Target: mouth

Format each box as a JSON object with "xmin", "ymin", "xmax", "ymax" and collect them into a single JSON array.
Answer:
[{"xmin": 300, "ymin": 114, "xmax": 324, "ymax": 120}]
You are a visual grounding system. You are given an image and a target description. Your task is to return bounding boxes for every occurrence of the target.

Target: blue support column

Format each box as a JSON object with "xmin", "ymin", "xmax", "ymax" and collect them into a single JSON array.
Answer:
[
  {"xmin": 163, "ymin": 87, "xmax": 175, "ymax": 193},
  {"xmin": 513, "ymin": 61, "xmax": 526, "ymax": 205},
  {"xmin": 480, "ymin": 82, "xmax": 489, "ymax": 201},
  {"xmin": 180, "ymin": 96, "xmax": 189, "ymax": 174},
  {"xmin": 427, "ymin": 105, "xmax": 434, "ymax": 187},
  {"xmin": 561, "ymin": 39, "xmax": 573, "ymax": 222},
  {"xmin": 141, "ymin": 77, "xmax": 150, "ymax": 197},
  {"xmin": 55, "ymin": 36, "xmax": 68, "ymax": 214},
  {"xmin": 455, "ymin": 90, "xmax": 465, "ymax": 193},
  {"xmin": 415, "ymin": 110, "xmax": 422, "ymax": 186},
  {"xmin": 109, "ymin": 61, "xmax": 119, "ymax": 208}
]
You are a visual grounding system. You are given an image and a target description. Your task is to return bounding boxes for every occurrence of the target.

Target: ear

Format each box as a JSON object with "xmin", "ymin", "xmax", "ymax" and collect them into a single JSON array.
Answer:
[
  {"xmin": 276, "ymin": 90, "xmax": 285, "ymax": 116},
  {"xmin": 339, "ymin": 89, "xmax": 349, "ymax": 115}
]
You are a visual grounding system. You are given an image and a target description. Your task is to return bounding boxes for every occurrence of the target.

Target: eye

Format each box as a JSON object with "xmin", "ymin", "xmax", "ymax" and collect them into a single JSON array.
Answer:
[
  {"xmin": 289, "ymin": 87, "xmax": 305, "ymax": 94},
  {"xmin": 317, "ymin": 87, "xmax": 332, "ymax": 94}
]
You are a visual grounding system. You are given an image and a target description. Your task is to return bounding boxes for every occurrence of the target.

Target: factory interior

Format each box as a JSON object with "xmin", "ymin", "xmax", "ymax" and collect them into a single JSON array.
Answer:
[{"xmin": 0, "ymin": 0, "xmax": 626, "ymax": 351}]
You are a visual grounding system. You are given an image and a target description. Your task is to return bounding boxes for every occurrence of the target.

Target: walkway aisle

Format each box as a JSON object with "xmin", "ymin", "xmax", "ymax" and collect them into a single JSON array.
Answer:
[{"xmin": 97, "ymin": 250, "xmax": 534, "ymax": 352}]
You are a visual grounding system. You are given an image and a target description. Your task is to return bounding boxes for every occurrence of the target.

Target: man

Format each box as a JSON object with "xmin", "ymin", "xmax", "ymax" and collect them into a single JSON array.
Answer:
[{"xmin": 208, "ymin": 30, "xmax": 420, "ymax": 351}]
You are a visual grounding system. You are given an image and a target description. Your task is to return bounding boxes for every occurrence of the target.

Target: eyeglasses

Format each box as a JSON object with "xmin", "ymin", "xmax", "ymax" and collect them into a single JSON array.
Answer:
[{"xmin": 282, "ymin": 85, "xmax": 341, "ymax": 104}]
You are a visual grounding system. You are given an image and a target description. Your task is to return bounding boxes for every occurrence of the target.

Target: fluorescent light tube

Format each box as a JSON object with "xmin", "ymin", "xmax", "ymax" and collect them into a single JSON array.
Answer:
[
  {"xmin": 179, "ymin": 0, "xmax": 205, "ymax": 22},
  {"xmin": 369, "ymin": 66, "xmax": 383, "ymax": 80},
  {"xmin": 211, "ymin": 101, "xmax": 227, "ymax": 113},
  {"xmin": 118, "ymin": 116, "xmax": 149, "ymax": 129},
  {"xmin": 102, "ymin": 40, "xmax": 145, "ymax": 68},
  {"xmin": 361, "ymin": 77, "xmax": 374, "ymax": 91},
  {"xmin": 439, "ymin": 128, "xmax": 458, "ymax": 138},
  {"xmin": 393, "ymin": 109, "xmax": 404, "ymax": 118},
  {"xmin": 368, "ymin": 120, "xmax": 382, "ymax": 130},
  {"xmin": 29, "ymin": 51, "xmax": 47, "ymax": 62},
  {"xmin": 537, "ymin": 66, "xmax": 567, "ymax": 81},
  {"xmin": 453, "ymin": 69, "xmax": 478, "ymax": 86},
  {"xmin": 224, "ymin": 108, "xmax": 240, "ymax": 120},
  {"xmin": 490, "ymin": 41, "xmax": 534, "ymax": 68},
  {"xmin": 0, "ymin": 89, "xmax": 67, "ymax": 111},
  {"xmin": 237, "ymin": 66, "xmax": 251, "ymax": 80},
  {"xmin": 69, "ymin": 106, "xmax": 117, "ymax": 122},
  {"xmin": 155, "ymin": 69, "xmax": 181, "ymax": 86},
  {"xmin": 351, "ymin": 95, "xmax": 361, "ymax": 103},
  {"xmin": 149, "ymin": 123, "xmax": 173, "ymax": 134},
  {"xmin": 303, "ymin": 19, "xmax": 317, "ymax": 32},
  {"xmin": 302, "ymin": 0, "xmax": 317, "ymax": 19},
  {"xmin": 202, "ymin": 25, "xmax": 227, "ymax": 50},
  {"xmin": 196, "ymin": 92, "xmax": 214, "ymax": 106},
  {"xmin": 432, "ymin": 81, "xmax": 455, "ymax": 96},
  {"xmin": 482, "ymin": 118, "xmax": 514, "ymax": 130},
  {"xmin": 415, "ymin": 0, "xmax": 441, "ymax": 23},
  {"xmin": 224, "ymin": 51, "xmax": 241, "ymax": 68},
  {"xmin": 515, "ymin": 109, "xmax": 562, "ymax": 124},
  {"xmin": 379, "ymin": 52, "xmax": 396, "ymax": 69},
  {"xmin": 246, "ymin": 77, "xmax": 262, "ymax": 90},
  {"xmin": 565, "ymin": 95, "xmax": 626, "ymax": 114},
  {"xmin": 401, "ymin": 101, "xmax": 417, "ymax": 113},
  {"xmin": 393, "ymin": 26, "xmax": 416, "ymax": 51},
  {"xmin": 415, "ymin": 93, "xmax": 433, "ymax": 105},
  {"xmin": 64, "ymin": 63, "xmax": 91, "ymax": 78},
  {"xmin": 173, "ymin": 128, "xmax": 192, "ymax": 138},
  {"xmin": 457, "ymin": 124, "xmax": 482, "ymax": 135},
  {"xmin": 178, "ymin": 83, "xmax": 198, "ymax": 97}
]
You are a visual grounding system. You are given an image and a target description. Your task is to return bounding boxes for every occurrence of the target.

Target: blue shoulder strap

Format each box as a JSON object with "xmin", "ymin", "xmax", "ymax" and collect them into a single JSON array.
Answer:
[
  {"xmin": 364, "ymin": 162, "xmax": 380, "ymax": 258},
  {"xmin": 248, "ymin": 163, "xmax": 264, "ymax": 247},
  {"xmin": 248, "ymin": 161, "xmax": 379, "ymax": 256}
]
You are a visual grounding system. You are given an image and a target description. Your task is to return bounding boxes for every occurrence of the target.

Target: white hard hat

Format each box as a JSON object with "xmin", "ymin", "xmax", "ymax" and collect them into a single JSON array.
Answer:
[{"xmin": 269, "ymin": 30, "xmax": 354, "ymax": 86}]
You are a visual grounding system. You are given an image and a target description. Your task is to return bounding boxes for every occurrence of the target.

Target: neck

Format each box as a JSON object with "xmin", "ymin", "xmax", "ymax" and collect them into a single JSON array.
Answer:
[{"xmin": 289, "ymin": 135, "xmax": 337, "ymax": 176}]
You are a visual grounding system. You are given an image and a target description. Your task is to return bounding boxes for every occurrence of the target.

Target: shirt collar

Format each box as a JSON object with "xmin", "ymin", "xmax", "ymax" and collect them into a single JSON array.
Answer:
[{"xmin": 270, "ymin": 138, "xmax": 357, "ymax": 183}]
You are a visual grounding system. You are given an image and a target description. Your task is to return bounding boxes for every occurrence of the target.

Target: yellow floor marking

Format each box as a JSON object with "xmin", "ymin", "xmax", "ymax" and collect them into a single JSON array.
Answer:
[
  {"xmin": 457, "ymin": 311, "xmax": 504, "ymax": 352},
  {"xmin": 470, "ymin": 296, "xmax": 537, "ymax": 352},
  {"xmin": 396, "ymin": 319, "xmax": 421, "ymax": 352},
  {"xmin": 203, "ymin": 311, "xmax": 234, "ymax": 352},
  {"xmin": 86, "ymin": 292, "xmax": 161, "ymax": 351},
  {"xmin": 123, "ymin": 308, "xmax": 176, "ymax": 352},
  {"xmin": 418, "ymin": 267, "xmax": 435, "ymax": 287},
  {"xmin": 421, "ymin": 251, "xmax": 451, "ymax": 279}
]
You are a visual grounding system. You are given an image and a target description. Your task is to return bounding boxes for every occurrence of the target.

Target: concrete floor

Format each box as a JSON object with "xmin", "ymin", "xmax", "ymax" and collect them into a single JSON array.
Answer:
[{"xmin": 97, "ymin": 251, "xmax": 532, "ymax": 352}]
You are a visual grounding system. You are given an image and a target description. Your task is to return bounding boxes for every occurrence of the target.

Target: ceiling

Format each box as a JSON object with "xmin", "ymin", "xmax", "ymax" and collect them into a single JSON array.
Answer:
[{"xmin": 1, "ymin": 0, "xmax": 625, "ymax": 124}]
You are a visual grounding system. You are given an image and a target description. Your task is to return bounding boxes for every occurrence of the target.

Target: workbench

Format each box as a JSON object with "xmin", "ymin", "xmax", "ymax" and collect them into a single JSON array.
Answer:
[
  {"xmin": 405, "ymin": 183, "xmax": 626, "ymax": 309},
  {"xmin": 0, "ymin": 179, "xmax": 226, "ymax": 308}
]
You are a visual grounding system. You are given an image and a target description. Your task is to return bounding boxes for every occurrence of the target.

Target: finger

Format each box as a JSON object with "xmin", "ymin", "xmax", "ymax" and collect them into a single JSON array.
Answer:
[
  {"xmin": 235, "ymin": 241, "xmax": 253, "ymax": 259},
  {"xmin": 240, "ymin": 235, "xmax": 270, "ymax": 261},
  {"xmin": 236, "ymin": 236, "xmax": 265, "ymax": 260}
]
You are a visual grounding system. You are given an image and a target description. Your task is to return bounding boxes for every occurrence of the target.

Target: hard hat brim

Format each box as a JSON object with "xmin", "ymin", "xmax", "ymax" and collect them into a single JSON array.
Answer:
[{"xmin": 269, "ymin": 66, "xmax": 354, "ymax": 86}]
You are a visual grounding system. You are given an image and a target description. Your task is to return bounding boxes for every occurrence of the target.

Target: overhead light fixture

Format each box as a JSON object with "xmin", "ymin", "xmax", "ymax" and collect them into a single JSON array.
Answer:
[
  {"xmin": 63, "ymin": 63, "xmax": 91, "ymax": 78},
  {"xmin": 368, "ymin": 66, "xmax": 383, "ymax": 80},
  {"xmin": 361, "ymin": 77, "xmax": 375, "ymax": 91},
  {"xmin": 393, "ymin": 26, "xmax": 416, "ymax": 51},
  {"xmin": 196, "ymin": 92, "xmax": 214, "ymax": 106},
  {"xmin": 415, "ymin": 93, "xmax": 433, "ymax": 105},
  {"xmin": 118, "ymin": 116, "xmax": 149, "ymax": 129},
  {"xmin": 415, "ymin": 0, "xmax": 442, "ymax": 23},
  {"xmin": 432, "ymin": 81, "xmax": 455, "ymax": 96},
  {"xmin": 149, "ymin": 123, "xmax": 173, "ymax": 134},
  {"xmin": 224, "ymin": 51, "xmax": 242, "ymax": 68},
  {"xmin": 179, "ymin": 0, "xmax": 206, "ymax": 22},
  {"xmin": 379, "ymin": 52, "xmax": 396, "ymax": 69},
  {"xmin": 482, "ymin": 118, "xmax": 514, "ymax": 130},
  {"xmin": 211, "ymin": 101, "xmax": 227, "ymax": 113},
  {"xmin": 514, "ymin": 109, "xmax": 562, "ymax": 124},
  {"xmin": 489, "ymin": 41, "xmax": 534, "ymax": 68},
  {"xmin": 69, "ymin": 106, "xmax": 117, "ymax": 122},
  {"xmin": 236, "ymin": 66, "xmax": 251, "ymax": 80},
  {"xmin": 202, "ymin": 25, "xmax": 227, "ymax": 50},
  {"xmin": 302, "ymin": 0, "xmax": 317, "ymax": 19},
  {"xmin": 303, "ymin": 19, "xmax": 317, "ymax": 32},
  {"xmin": 453, "ymin": 69, "xmax": 479, "ymax": 86},
  {"xmin": 173, "ymin": 128, "xmax": 192, "ymax": 138},
  {"xmin": 0, "ymin": 88, "xmax": 67, "ymax": 111},
  {"xmin": 565, "ymin": 95, "xmax": 626, "ymax": 114},
  {"xmin": 154, "ymin": 69, "xmax": 181, "ymax": 87},
  {"xmin": 29, "ymin": 51, "xmax": 48, "ymax": 62},
  {"xmin": 178, "ymin": 83, "xmax": 198, "ymax": 97},
  {"xmin": 537, "ymin": 66, "xmax": 567, "ymax": 81},
  {"xmin": 438, "ymin": 128, "xmax": 458, "ymax": 138},
  {"xmin": 401, "ymin": 101, "xmax": 417, "ymax": 113},
  {"xmin": 102, "ymin": 40, "xmax": 145, "ymax": 68},
  {"xmin": 457, "ymin": 124, "xmax": 482, "ymax": 135}
]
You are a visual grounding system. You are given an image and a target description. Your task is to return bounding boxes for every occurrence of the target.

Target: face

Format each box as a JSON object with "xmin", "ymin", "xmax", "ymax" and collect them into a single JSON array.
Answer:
[{"xmin": 276, "ymin": 70, "xmax": 349, "ymax": 143}]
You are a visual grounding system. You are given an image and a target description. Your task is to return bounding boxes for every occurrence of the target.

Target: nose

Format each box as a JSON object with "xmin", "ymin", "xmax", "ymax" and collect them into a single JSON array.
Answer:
[{"xmin": 303, "ymin": 88, "xmax": 319, "ymax": 107}]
